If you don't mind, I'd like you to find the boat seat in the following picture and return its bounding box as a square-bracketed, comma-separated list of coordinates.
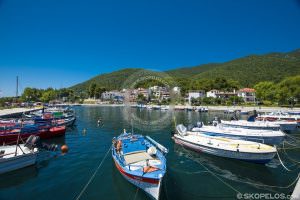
[124, 151, 154, 165]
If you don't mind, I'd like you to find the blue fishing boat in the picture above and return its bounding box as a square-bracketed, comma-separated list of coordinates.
[112, 130, 168, 200]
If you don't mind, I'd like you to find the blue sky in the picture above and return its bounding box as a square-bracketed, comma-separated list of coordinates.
[0, 0, 300, 97]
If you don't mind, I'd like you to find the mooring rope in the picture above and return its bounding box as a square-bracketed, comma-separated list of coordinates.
[282, 142, 300, 165]
[75, 145, 111, 200]
[276, 147, 292, 171]
[180, 145, 300, 190]
[180, 145, 242, 194]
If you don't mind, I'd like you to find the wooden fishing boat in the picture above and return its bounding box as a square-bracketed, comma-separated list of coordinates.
[0, 125, 66, 144]
[174, 124, 276, 164]
[112, 130, 168, 200]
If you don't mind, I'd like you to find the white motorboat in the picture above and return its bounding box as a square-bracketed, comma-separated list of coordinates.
[221, 119, 298, 132]
[0, 143, 38, 174]
[191, 121, 285, 145]
[174, 124, 276, 164]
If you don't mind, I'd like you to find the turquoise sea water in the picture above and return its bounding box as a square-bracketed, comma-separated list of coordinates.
[0, 106, 299, 200]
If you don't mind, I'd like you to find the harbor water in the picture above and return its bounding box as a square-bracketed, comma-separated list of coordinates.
[0, 106, 299, 200]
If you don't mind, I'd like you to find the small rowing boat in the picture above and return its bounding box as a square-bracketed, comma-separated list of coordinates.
[174, 124, 276, 164]
[112, 130, 167, 200]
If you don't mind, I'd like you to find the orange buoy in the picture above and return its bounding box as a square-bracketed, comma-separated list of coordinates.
[61, 144, 69, 154]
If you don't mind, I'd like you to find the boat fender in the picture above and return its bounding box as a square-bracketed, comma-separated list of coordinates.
[116, 140, 122, 153]
[112, 138, 117, 148]
[147, 146, 157, 156]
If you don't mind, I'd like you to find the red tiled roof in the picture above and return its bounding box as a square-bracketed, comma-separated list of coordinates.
[239, 88, 255, 92]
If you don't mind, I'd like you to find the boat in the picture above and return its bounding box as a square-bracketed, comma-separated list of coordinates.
[186, 106, 195, 111]
[1, 135, 59, 174]
[221, 119, 297, 132]
[152, 105, 161, 110]
[174, 124, 276, 164]
[160, 106, 169, 111]
[0, 125, 66, 144]
[256, 112, 300, 127]
[112, 130, 167, 200]
[0, 136, 39, 174]
[197, 107, 208, 112]
[191, 121, 285, 145]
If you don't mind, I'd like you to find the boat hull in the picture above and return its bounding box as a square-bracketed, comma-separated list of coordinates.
[199, 131, 284, 145]
[0, 126, 66, 144]
[113, 158, 161, 200]
[0, 151, 37, 174]
[173, 137, 275, 164]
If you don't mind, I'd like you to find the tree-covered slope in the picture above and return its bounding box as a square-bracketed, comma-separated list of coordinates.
[192, 50, 300, 87]
[70, 49, 300, 92]
[70, 68, 144, 92]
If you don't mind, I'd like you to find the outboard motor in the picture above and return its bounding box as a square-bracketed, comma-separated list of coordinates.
[24, 135, 58, 151]
[231, 110, 239, 120]
[25, 135, 41, 150]
[176, 124, 188, 136]
[196, 121, 203, 128]
[212, 117, 220, 126]
[247, 110, 258, 122]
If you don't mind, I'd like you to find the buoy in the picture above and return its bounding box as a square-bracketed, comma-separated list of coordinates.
[61, 144, 69, 154]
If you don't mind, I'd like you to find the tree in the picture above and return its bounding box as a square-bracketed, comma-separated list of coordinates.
[88, 83, 97, 98]
[40, 89, 57, 103]
[21, 87, 42, 102]
[254, 81, 277, 102]
[137, 94, 147, 104]
[95, 86, 106, 99]
[276, 76, 300, 105]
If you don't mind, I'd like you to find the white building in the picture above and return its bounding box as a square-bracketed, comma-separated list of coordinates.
[101, 91, 123, 101]
[188, 90, 206, 105]
[237, 88, 256, 102]
[206, 89, 219, 98]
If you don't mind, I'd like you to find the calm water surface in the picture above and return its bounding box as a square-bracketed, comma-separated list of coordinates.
[1, 106, 299, 200]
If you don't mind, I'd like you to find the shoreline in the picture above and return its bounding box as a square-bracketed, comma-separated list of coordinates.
[80, 104, 300, 112]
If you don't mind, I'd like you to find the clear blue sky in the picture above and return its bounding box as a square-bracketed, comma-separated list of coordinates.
[0, 0, 300, 97]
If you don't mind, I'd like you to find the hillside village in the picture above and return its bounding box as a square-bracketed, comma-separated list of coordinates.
[84, 86, 256, 106]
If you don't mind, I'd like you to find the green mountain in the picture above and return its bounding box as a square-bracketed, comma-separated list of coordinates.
[71, 68, 143, 92]
[71, 49, 300, 92]
[191, 50, 300, 87]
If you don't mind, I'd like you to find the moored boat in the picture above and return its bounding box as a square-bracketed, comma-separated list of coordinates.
[0, 136, 39, 174]
[112, 130, 167, 200]
[191, 122, 285, 145]
[221, 119, 298, 132]
[174, 124, 276, 164]
[256, 112, 300, 127]
[0, 125, 66, 144]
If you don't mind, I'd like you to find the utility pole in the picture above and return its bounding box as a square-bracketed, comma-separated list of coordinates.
[16, 76, 19, 97]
